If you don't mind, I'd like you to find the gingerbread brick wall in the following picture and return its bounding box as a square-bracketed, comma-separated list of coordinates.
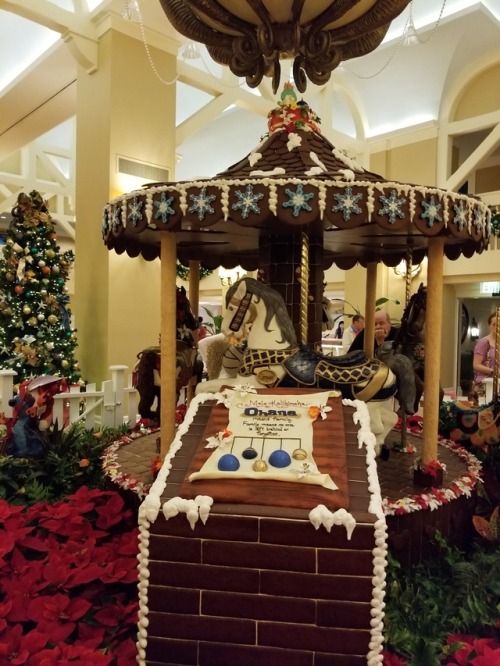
[145, 512, 377, 666]
[142, 397, 381, 665]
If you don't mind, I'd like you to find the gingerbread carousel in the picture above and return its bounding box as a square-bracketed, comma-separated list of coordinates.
[100, 3, 494, 663]
[101, 83, 493, 664]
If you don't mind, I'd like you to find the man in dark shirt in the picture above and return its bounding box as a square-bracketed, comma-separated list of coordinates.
[348, 310, 398, 353]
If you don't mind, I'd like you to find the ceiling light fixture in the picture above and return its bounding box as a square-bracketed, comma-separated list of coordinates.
[403, 11, 420, 46]
[180, 41, 201, 61]
[121, 0, 141, 22]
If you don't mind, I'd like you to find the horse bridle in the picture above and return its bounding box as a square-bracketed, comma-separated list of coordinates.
[229, 290, 254, 332]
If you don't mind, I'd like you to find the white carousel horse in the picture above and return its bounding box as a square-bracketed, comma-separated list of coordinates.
[198, 277, 406, 450]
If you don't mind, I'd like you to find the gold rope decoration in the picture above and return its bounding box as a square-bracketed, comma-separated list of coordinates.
[405, 247, 413, 305]
[300, 230, 309, 345]
[494, 307, 500, 402]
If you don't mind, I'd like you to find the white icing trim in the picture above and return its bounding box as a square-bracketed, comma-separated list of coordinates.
[343, 398, 386, 666]
[105, 177, 489, 244]
[287, 132, 302, 150]
[249, 167, 286, 176]
[248, 152, 262, 167]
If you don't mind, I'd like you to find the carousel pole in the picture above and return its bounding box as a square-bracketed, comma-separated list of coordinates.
[187, 260, 200, 403]
[493, 307, 500, 402]
[421, 236, 445, 465]
[399, 249, 414, 449]
[160, 232, 178, 458]
[300, 230, 309, 345]
[188, 260, 200, 319]
[364, 263, 378, 358]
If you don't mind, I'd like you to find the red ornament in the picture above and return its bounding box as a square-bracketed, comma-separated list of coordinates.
[14, 285, 24, 295]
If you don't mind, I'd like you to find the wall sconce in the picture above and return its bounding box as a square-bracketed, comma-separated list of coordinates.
[393, 259, 421, 280]
[470, 317, 479, 340]
[218, 266, 242, 286]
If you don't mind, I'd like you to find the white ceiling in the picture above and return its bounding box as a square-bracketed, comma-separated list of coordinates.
[1, 1, 500, 186]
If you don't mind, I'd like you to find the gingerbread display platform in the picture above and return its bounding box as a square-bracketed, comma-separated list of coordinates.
[135, 389, 387, 666]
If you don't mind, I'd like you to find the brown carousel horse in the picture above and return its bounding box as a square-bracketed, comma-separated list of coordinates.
[376, 283, 428, 414]
[134, 286, 203, 422]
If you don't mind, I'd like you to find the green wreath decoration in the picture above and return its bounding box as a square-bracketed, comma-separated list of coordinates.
[176, 260, 213, 281]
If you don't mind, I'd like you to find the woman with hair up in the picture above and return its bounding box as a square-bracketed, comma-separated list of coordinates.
[472, 312, 497, 402]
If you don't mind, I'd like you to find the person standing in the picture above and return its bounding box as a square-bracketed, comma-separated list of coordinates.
[342, 314, 365, 353]
[472, 312, 497, 401]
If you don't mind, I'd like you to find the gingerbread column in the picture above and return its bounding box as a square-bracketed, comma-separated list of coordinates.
[364, 263, 378, 358]
[259, 232, 324, 347]
[422, 236, 444, 464]
[160, 233, 177, 457]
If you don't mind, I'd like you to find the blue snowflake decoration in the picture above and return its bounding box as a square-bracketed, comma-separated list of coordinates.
[232, 184, 264, 219]
[111, 206, 122, 232]
[473, 207, 484, 234]
[421, 196, 442, 227]
[453, 201, 467, 231]
[189, 186, 216, 221]
[154, 192, 175, 224]
[333, 187, 363, 221]
[282, 183, 314, 217]
[127, 197, 143, 226]
[378, 190, 406, 224]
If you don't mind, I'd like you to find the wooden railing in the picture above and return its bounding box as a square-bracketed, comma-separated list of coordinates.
[0, 366, 140, 430]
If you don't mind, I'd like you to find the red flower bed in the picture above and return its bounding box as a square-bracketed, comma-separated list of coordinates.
[0, 487, 138, 665]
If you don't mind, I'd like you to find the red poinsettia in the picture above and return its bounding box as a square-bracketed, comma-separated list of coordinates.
[445, 634, 500, 665]
[413, 457, 446, 477]
[0, 488, 139, 664]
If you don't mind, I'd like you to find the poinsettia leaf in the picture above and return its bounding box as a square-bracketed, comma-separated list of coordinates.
[472, 515, 493, 541]
[489, 506, 500, 542]
[65, 563, 103, 588]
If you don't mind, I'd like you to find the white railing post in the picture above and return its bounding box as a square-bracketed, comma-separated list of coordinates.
[110, 365, 128, 427]
[101, 379, 116, 429]
[0, 370, 17, 418]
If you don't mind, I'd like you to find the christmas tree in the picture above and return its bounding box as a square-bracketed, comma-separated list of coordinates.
[0, 190, 81, 384]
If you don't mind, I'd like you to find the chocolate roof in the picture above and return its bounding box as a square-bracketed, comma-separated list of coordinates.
[103, 104, 491, 270]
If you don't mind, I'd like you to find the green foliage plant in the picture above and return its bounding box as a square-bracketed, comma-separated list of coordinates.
[0, 421, 129, 506]
[202, 306, 223, 335]
[384, 533, 500, 665]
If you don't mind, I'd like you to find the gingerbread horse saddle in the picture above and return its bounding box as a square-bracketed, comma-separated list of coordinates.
[239, 346, 396, 403]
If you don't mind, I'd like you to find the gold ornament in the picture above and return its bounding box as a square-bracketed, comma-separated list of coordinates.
[22, 305, 31, 315]
[61, 359, 69, 369]
[46, 249, 55, 259]
[292, 448, 308, 461]
[27, 317, 37, 326]
[252, 459, 268, 472]
[52, 265, 60, 274]
[47, 314, 58, 324]
[5, 272, 14, 281]
[256, 368, 278, 386]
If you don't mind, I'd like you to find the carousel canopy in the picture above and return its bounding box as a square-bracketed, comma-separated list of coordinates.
[102, 87, 491, 271]
[159, 0, 411, 93]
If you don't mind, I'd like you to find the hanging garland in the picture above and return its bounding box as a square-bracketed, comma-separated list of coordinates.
[176, 260, 213, 281]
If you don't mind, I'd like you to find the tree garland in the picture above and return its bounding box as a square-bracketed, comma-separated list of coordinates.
[176, 260, 213, 281]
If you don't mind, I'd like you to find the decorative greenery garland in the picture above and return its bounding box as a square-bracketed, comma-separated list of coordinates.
[176, 260, 213, 281]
